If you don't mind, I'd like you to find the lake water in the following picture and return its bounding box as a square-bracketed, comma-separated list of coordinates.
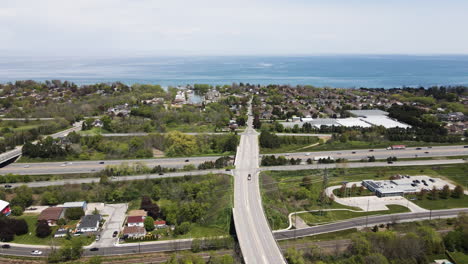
[1, 55, 468, 88]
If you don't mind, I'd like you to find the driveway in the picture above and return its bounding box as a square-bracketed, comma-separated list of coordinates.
[86, 203, 128, 248]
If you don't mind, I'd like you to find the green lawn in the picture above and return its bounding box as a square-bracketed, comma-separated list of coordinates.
[407, 195, 468, 210]
[278, 228, 358, 245]
[260, 136, 320, 154]
[449, 251, 468, 263]
[298, 205, 410, 225]
[301, 140, 466, 152]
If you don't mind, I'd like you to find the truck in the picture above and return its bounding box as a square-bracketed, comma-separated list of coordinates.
[386, 145, 406, 150]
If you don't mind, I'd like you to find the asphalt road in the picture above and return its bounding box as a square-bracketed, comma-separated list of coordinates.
[233, 104, 286, 264]
[267, 145, 468, 161]
[5, 169, 227, 188]
[2, 208, 466, 258]
[274, 208, 468, 240]
[0, 156, 224, 175]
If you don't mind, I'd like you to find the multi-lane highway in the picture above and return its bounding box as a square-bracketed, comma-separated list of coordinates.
[268, 145, 468, 161]
[233, 104, 286, 264]
[2, 145, 466, 175]
[0, 156, 223, 175]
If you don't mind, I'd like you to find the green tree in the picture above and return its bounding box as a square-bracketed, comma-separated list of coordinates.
[65, 207, 85, 220]
[165, 131, 198, 157]
[144, 216, 155, 232]
[11, 185, 33, 209]
[36, 220, 51, 238]
[11, 205, 24, 216]
[174, 222, 191, 235]
[285, 248, 305, 264]
[452, 185, 464, 198]
[41, 191, 59, 205]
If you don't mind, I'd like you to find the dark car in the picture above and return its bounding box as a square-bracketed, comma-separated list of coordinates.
[424, 151, 429, 154]
[1, 244, 10, 248]
[247, 174, 251, 181]
[90, 247, 99, 251]
[415, 147, 422, 150]
[112, 231, 118, 237]
[158, 172, 164, 175]
[225, 168, 231, 171]
[99, 161, 105, 164]
[369, 149, 374, 152]
[464, 146, 468, 148]
[351, 151, 356, 154]
[387, 161, 393, 164]
[429, 179, 435, 182]
[185, 159, 190, 162]
[4, 184, 12, 189]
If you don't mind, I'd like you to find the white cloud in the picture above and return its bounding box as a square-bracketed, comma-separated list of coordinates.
[0, 0, 467, 56]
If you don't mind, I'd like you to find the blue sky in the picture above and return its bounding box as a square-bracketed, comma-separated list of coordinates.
[0, 0, 467, 56]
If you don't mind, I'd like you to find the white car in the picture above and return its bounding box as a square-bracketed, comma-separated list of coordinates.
[305, 153, 310, 156]
[23, 165, 30, 168]
[31, 250, 42, 255]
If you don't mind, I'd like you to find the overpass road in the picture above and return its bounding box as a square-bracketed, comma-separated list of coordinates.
[233, 103, 286, 264]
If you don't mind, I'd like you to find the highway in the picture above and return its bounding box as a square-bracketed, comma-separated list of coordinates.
[1, 208, 466, 258]
[267, 145, 468, 161]
[233, 103, 286, 264]
[82, 132, 330, 138]
[5, 169, 227, 188]
[0, 156, 223, 175]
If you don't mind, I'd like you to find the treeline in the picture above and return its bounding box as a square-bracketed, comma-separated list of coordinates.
[198, 156, 233, 170]
[261, 155, 302, 166]
[0, 118, 69, 153]
[286, 213, 468, 264]
[259, 131, 318, 149]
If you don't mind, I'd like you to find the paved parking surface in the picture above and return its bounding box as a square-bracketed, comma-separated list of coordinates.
[86, 203, 127, 248]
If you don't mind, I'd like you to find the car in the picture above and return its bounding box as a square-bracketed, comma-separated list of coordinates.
[99, 161, 105, 164]
[429, 179, 435, 182]
[464, 146, 468, 148]
[23, 165, 30, 168]
[95, 235, 100, 241]
[285, 154, 290, 156]
[112, 231, 118, 237]
[424, 151, 429, 154]
[305, 153, 310, 156]
[1, 244, 10, 248]
[387, 161, 393, 164]
[31, 250, 42, 255]
[247, 174, 251, 181]
[415, 147, 422, 150]
[90, 247, 99, 251]
[158, 172, 164, 175]
[369, 149, 374, 152]
[4, 184, 12, 189]
[225, 168, 231, 171]
[27, 207, 37, 211]
[60, 164, 66, 167]
[351, 151, 356, 154]
[185, 159, 189, 162]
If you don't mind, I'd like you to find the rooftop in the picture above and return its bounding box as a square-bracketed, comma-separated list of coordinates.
[59, 201, 86, 208]
[0, 200, 9, 210]
[127, 216, 145, 223]
[38, 207, 63, 221]
[123, 226, 146, 235]
[78, 214, 101, 229]
[348, 109, 389, 116]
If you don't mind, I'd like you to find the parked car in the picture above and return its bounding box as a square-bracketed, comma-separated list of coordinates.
[225, 168, 231, 171]
[113, 231, 118, 237]
[1, 244, 10, 248]
[95, 235, 100, 241]
[4, 184, 12, 189]
[31, 250, 42, 255]
[429, 179, 435, 182]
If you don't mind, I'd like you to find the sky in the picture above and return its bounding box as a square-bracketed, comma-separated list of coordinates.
[1, 0, 468, 57]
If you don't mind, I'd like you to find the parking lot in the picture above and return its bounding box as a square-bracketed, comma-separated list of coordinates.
[86, 203, 128, 248]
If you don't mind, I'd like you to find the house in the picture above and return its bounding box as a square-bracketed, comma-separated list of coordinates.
[128, 210, 147, 217]
[59, 201, 87, 211]
[122, 226, 146, 238]
[154, 220, 167, 229]
[38, 207, 64, 226]
[54, 228, 69, 238]
[0, 200, 11, 216]
[76, 214, 102, 233]
[127, 216, 145, 227]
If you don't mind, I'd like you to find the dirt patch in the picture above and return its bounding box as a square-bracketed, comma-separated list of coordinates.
[152, 148, 165, 158]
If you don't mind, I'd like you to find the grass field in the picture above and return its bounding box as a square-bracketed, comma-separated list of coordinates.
[449, 251, 468, 263]
[260, 136, 320, 154]
[407, 195, 468, 210]
[301, 140, 466, 152]
[261, 163, 468, 229]
[298, 205, 410, 225]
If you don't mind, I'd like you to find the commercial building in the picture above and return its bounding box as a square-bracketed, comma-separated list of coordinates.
[362, 179, 418, 197]
[0, 200, 11, 216]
